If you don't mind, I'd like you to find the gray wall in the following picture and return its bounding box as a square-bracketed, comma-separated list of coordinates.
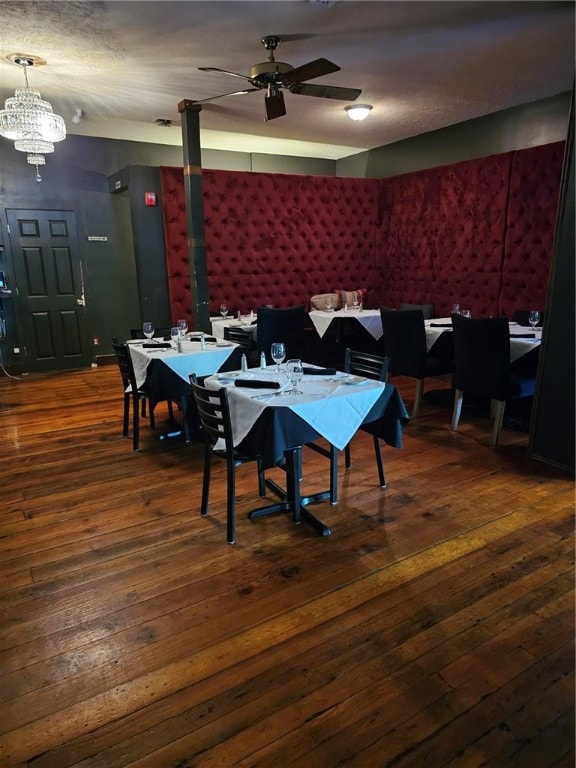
[337, 92, 572, 178]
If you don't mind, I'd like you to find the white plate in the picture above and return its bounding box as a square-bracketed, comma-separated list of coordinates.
[343, 375, 367, 385]
[216, 340, 233, 347]
[217, 371, 242, 379]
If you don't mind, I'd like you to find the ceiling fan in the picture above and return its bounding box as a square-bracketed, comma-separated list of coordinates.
[195, 36, 362, 120]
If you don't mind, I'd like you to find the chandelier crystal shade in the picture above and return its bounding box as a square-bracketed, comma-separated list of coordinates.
[0, 56, 66, 181]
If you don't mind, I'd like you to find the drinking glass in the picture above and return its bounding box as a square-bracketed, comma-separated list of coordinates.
[170, 326, 180, 346]
[286, 358, 304, 395]
[270, 341, 286, 372]
[142, 321, 155, 341]
[352, 291, 360, 310]
[219, 303, 228, 318]
[325, 295, 333, 312]
[460, 309, 471, 318]
[176, 319, 188, 337]
[528, 310, 541, 328]
[451, 304, 460, 315]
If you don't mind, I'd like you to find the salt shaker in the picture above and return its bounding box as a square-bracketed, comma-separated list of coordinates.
[260, 351, 266, 369]
[200, 334, 206, 350]
[241, 353, 248, 371]
[177, 337, 183, 353]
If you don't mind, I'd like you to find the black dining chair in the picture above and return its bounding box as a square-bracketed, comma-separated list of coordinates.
[111, 340, 174, 451]
[399, 302, 435, 320]
[343, 348, 391, 487]
[380, 307, 453, 417]
[256, 305, 310, 364]
[223, 325, 258, 366]
[189, 374, 267, 544]
[450, 313, 536, 445]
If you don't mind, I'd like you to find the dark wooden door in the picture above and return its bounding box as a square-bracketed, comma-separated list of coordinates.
[7, 209, 91, 372]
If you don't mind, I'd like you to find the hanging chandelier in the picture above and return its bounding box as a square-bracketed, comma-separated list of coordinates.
[0, 54, 66, 182]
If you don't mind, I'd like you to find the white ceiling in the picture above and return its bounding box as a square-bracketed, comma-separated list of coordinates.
[0, 1, 574, 160]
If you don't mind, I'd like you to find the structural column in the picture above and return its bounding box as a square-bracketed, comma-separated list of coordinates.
[178, 99, 210, 332]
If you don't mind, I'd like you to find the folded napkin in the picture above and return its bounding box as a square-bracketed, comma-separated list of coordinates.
[143, 342, 171, 349]
[429, 322, 453, 328]
[235, 379, 281, 389]
[510, 332, 536, 338]
[302, 367, 336, 375]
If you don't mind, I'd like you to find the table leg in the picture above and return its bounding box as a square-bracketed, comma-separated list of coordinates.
[248, 446, 332, 535]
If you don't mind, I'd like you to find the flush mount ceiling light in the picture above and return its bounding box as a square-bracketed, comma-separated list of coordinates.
[0, 54, 66, 181]
[344, 104, 373, 121]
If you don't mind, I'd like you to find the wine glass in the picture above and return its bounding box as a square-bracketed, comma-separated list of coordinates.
[176, 319, 188, 338]
[286, 358, 304, 395]
[219, 303, 228, 318]
[270, 341, 286, 372]
[352, 291, 360, 310]
[460, 309, 471, 318]
[451, 304, 461, 315]
[528, 310, 541, 328]
[142, 321, 154, 342]
[170, 326, 180, 347]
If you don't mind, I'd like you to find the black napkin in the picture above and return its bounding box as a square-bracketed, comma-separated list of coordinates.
[429, 322, 453, 328]
[189, 334, 217, 342]
[302, 367, 336, 375]
[235, 379, 281, 389]
[510, 332, 536, 338]
[143, 342, 171, 349]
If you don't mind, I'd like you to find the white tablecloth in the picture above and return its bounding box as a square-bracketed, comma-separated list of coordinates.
[128, 339, 238, 388]
[424, 318, 542, 362]
[205, 367, 385, 450]
[308, 309, 383, 340]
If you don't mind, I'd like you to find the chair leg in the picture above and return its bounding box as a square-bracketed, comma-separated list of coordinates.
[329, 444, 338, 504]
[167, 399, 175, 423]
[373, 435, 386, 488]
[225, 455, 236, 544]
[148, 400, 156, 430]
[491, 399, 506, 446]
[451, 389, 464, 431]
[122, 393, 130, 437]
[200, 443, 212, 516]
[412, 379, 424, 417]
[131, 393, 140, 451]
[344, 443, 351, 469]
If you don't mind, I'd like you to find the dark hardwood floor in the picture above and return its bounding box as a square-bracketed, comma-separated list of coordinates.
[0, 365, 573, 768]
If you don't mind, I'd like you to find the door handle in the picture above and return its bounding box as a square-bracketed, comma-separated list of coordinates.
[76, 296, 85, 306]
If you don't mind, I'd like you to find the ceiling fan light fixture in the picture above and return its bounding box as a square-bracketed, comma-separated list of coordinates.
[345, 104, 372, 121]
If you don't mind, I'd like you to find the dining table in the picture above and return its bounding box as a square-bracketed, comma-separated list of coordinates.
[128, 336, 244, 441]
[204, 364, 409, 535]
[210, 316, 258, 340]
[309, 308, 383, 341]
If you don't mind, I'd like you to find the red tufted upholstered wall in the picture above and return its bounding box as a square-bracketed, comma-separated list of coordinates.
[160, 141, 563, 324]
[500, 142, 565, 317]
[160, 167, 379, 324]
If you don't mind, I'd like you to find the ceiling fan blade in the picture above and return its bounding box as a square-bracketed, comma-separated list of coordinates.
[265, 91, 286, 120]
[289, 83, 362, 101]
[199, 67, 253, 83]
[194, 88, 260, 104]
[282, 58, 340, 85]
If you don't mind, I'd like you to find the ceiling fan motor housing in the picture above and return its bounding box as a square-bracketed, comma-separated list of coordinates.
[249, 60, 293, 87]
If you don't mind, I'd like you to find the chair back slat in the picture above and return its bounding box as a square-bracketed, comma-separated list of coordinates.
[345, 348, 390, 381]
[190, 375, 233, 449]
[451, 314, 511, 401]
